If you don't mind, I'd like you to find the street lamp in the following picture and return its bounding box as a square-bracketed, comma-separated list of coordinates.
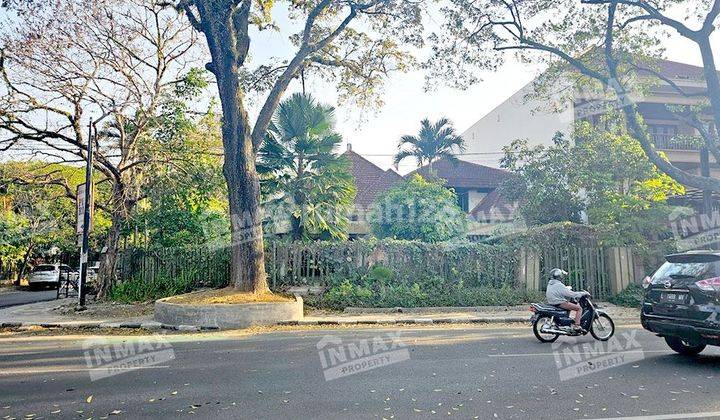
[77, 115, 108, 308]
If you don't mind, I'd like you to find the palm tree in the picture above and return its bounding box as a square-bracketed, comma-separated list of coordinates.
[258, 93, 356, 240]
[393, 118, 466, 171]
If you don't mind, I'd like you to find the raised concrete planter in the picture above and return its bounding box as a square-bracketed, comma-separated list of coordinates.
[154, 294, 303, 330]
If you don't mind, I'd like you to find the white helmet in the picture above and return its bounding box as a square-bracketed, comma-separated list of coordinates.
[550, 268, 568, 281]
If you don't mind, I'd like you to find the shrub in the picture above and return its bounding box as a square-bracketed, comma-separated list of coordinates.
[108, 271, 197, 303]
[311, 267, 544, 310]
[369, 175, 468, 242]
[609, 282, 645, 308]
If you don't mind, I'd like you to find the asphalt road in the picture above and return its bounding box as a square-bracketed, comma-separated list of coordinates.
[1, 325, 719, 419]
[0, 288, 58, 308]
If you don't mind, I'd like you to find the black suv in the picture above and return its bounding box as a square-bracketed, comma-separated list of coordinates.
[641, 251, 720, 355]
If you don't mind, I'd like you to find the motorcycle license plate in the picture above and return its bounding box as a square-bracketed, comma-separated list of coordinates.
[530, 314, 538, 324]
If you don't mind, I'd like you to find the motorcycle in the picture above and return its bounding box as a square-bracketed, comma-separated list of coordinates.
[529, 293, 615, 343]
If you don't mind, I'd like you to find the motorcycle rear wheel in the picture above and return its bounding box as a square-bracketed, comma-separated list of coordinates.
[533, 316, 559, 343]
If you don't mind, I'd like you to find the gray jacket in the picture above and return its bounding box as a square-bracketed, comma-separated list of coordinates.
[546, 279, 587, 305]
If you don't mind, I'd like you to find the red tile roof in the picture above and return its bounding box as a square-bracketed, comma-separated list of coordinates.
[408, 157, 511, 189]
[342, 150, 404, 208]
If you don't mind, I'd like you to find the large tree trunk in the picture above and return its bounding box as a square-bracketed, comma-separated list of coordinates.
[15, 242, 33, 286]
[97, 183, 131, 299]
[96, 218, 122, 298]
[206, 25, 269, 293]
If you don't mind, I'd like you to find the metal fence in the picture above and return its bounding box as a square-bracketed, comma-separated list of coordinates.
[537, 246, 611, 299]
[116, 242, 618, 298]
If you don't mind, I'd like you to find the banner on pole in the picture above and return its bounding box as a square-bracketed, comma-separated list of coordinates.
[76, 183, 95, 242]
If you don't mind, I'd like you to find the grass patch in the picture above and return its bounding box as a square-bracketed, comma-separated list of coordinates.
[165, 287, 295, 304]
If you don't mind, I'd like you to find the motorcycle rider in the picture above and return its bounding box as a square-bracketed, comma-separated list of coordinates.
[546, 268, 589, 330]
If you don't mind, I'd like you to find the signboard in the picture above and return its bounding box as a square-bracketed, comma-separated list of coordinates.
[76, 183, 95, 239]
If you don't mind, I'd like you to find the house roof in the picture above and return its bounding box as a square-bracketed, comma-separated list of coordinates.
[646, 59, 709, 81]
[470, 189, 517, 222]
[342, 149, 404, 208]
[408, 157, 511, 189]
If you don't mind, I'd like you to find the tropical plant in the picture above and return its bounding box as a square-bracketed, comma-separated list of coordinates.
[369, 175, 468, 242]
[500, 122, 684, 244]
[258, 93, 356, 240]
[393, 118, 465, 170]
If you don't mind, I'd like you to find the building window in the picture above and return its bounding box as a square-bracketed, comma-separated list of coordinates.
[648, 124, 679, 149]
[458, 192, 469, 212]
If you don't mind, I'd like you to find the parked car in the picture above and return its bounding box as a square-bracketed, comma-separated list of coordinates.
[27, 264, 73, 289]
[641, 250, 720, 355]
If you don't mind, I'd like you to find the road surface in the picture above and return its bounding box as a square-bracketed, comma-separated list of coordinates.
[0, 324, 719, 419]
[0, 288, 57, 309]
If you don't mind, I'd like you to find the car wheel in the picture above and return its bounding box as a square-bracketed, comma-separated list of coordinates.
[664, 336, 706, 356]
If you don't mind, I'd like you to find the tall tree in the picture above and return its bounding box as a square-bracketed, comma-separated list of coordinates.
[0, 0, 203, 296]
[131, 109, 229, 250]
[393, 118, 465, 170]
[0, 162, 101, 284]
[258, 93, 355, 241]
[500, 122, 684, 243]
[160, 0, 423, 292]
[432, 0, 720, 192]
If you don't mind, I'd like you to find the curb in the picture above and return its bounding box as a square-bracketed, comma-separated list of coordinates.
[1, 317, 640, 332]
[0, 321, 219, 331]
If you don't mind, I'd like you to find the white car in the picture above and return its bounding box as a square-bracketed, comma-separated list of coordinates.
[27, 264, 72, 289]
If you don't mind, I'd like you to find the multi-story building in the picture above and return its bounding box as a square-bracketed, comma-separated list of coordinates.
[461, 59, 719, 187]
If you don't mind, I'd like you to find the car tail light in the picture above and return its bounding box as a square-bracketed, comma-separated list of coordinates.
[642, 276, 652, 289]
[695, 277, 720, 291]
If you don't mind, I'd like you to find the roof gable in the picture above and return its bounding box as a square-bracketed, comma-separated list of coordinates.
[342, 150, 404, 208]
[409, 157, 511, 189]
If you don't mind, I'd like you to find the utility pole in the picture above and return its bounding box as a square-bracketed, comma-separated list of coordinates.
[700, 147, 712, 215]
[78, 120, 94, 308]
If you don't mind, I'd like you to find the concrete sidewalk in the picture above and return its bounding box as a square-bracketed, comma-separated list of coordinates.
[0, 298, 640, 330]
[0, 298, 157, 329]
[296, 302, 639, 325]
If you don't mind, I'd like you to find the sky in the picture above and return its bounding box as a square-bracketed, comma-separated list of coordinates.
[240, 3, 719, 174]
[1, 2, 717, 173]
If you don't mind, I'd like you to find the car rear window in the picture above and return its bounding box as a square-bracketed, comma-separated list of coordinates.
[32, 265, 56, 272]
[652, 261, 719, 281]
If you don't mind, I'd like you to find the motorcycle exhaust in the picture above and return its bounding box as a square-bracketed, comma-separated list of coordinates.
[540, 326, 571, 335]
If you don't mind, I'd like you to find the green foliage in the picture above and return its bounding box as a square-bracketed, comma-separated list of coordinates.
[258, 93, 356, 240]
[500, 123, 683, 245]
[369, 175, 468, 242]
[108, 272, 197, 303]
[109, 246, 230, 302]
[314, 267, 544, 310]
[130, 109, 229, 249]
[394, 118, 465, 167]
[112, 239, 520, 302]
[500, 133, 584, 225]
[0, 161, 112, 278]
[609, 283, 645, 308]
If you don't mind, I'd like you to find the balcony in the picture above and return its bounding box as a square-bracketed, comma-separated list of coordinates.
[651, 133, 702, 151]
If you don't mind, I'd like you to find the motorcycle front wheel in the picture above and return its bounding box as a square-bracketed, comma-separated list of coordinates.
[590, 313, 615, 341]
[533, 316, 559, 343]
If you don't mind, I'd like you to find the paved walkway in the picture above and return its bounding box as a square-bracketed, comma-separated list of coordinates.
[0, 298, 640, 330]
[0, 298, 153, 328]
